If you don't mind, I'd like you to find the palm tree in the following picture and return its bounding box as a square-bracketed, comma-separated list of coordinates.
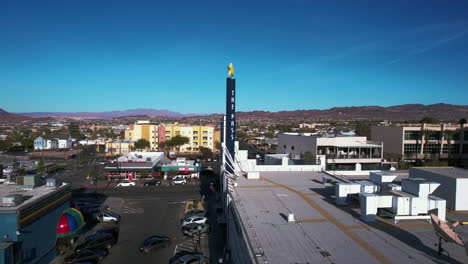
[422, 129, 435, 161]
[444, 130, 456, 165]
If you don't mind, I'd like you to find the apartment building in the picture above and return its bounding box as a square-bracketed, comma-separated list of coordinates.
[124, 121, 216, 153]
[124, 120, 160, 151]
[163, 125, 215, 152]
[371, 123, 468, 161]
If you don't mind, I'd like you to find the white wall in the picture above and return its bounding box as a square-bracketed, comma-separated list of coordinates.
[409, 168, 457, 210]
[455, 178, 468, 210]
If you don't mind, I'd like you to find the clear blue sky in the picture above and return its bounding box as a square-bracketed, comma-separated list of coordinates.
[1, 0, 467, 114]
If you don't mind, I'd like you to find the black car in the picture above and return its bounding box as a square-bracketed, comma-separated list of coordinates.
[64, 248, 108, 264]
[139, 235, 171, 253]
[144, 180, 161, 186]
[184, 209, 206, 219]
[75, 233, 115, 252]
[169, 251, 207, 264]
[93, 227, 119, 240]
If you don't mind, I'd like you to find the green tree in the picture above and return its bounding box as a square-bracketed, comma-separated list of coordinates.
[444, 130, 456, 165]
[134, 139, 151, 151]
[302, 151, 316, 165]
[420, 117, 440, 124]
[166, 135, 190, 151]
[199, 146, 213, 160]
[37, 159, 45, 174]
[68, 122, 82, 139]
[459, 118, 467, 126]
[158, 141, 166, 151]
[0, 140, 12, 151]
[265, 131, 275, 138]
[214, 141, 221, 152]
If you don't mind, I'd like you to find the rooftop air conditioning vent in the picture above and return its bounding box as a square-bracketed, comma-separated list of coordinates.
[1, 194, 23, 207]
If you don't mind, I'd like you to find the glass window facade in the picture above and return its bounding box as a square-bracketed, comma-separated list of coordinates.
[423, 143, 440, 154]
[404, 131, 420, 140]
[404, 144, 421, 154]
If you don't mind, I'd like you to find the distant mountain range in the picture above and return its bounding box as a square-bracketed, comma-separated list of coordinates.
[197, 103, 468, 121]
[17, 109, 200, 119]
[1, 103, 467, 122]
[0, 108, 32, 121]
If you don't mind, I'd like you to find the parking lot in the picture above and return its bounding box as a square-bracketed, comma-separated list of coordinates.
[66, 179, 219, 264]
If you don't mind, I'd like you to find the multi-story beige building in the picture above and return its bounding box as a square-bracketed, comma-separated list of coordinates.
[125, 121, 160, 151]
[371, 123, 468, 161]
[105, 140, 135, 155]
[163, 125, 215, 152]
[124, 121, 216, 153]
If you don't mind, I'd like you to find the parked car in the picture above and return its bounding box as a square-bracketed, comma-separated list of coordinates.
[75, 233, 116, 252]
[184, 209, 205, 219]
[64, 248, 108, 264]
[93, 227, 119, 240]
[181, 216, 208, 227]
[169, 251, 207, 264]
[144, 180, 161, 186]
[139, 235, 171, 253]
[116, 180, 136, 187]
[171, 178, 187, 185]
[182, 223, 210, 237]
[94, 211, 121, 223]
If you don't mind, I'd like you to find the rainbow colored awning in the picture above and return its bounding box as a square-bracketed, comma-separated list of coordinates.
[57, 208, 85, 237]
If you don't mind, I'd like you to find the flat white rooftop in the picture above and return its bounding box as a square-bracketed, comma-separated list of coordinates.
[231, 171, 468, 264]
[412, 167, 468, 179]
[0, 183, 69, 211]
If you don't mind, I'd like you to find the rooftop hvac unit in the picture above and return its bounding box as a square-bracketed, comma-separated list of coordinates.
[1, 194, 23, 206]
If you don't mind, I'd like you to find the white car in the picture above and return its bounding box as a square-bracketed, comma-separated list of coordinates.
[95, 211, 121, 223]
[116, 180, 136, 187]
[181, 216, 208, 227]
[171, 178, 187, 185]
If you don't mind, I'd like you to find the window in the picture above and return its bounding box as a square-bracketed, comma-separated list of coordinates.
[193, 142, 198, 145]
[193, 131, 198, 135]
[404, 144, 421, 154]
[404, 131, 420, 140]
[423, 143, 440, 154]
[203, 136, 208, 140]
[291, 146, 294, 150]
[193, 136, 198, 140]
[283, 145, 286, 148]
[165, 131, 170, 134]
[193, 148, 199, 151]
[166, 136, 170, 140]
[464, 144, 468, 154]
[203, 142, 208, 146]
[203, 131, 208, 134]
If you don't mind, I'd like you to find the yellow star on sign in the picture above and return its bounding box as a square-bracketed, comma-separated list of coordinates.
[227, 62, 234, 77]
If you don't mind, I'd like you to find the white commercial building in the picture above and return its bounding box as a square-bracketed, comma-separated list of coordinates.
[409, 167, 468, 210]
[277, 133, 383, 171]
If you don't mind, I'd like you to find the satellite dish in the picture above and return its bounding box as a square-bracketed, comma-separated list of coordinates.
[430, 213, 467, 256]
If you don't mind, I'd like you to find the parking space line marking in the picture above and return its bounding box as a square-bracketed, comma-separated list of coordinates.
[261, 177, 392, 264]
[237, 185, 280, 188]
[295, 218, 328, 223]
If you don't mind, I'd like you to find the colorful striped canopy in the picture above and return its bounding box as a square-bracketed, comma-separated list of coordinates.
[57, 208, 85, 237]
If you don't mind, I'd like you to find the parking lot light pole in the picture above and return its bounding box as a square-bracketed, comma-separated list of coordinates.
[197, 225, 202, 251]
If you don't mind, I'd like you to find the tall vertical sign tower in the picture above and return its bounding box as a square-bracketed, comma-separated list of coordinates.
[225, 63, 236, 174]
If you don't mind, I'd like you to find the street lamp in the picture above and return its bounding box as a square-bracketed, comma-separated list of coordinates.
[197, 225, 202, 251]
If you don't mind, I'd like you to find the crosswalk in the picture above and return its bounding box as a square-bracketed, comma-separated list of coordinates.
[174, 239, 196, 254]
[122, 204, 144, 214]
